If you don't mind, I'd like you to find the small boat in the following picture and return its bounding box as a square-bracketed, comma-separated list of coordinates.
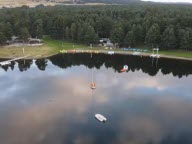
[90, 83, 96, 89]
[95, 114, 107, 122]
[132, 52, 141, 55]
[120, 65, 128, 72]
[156, 54, 160, 58]
[150, 54, 156, 57]
[150, 54, 160, 58]
[67, 50, 76, 53]
[108, 51, 114, 55]
[120, 69, 126, 72]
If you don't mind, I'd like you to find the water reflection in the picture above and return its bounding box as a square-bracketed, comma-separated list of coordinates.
[35, 59, 48, 71]
[1, 53, 192, 77]
[0, 54, 192, 144]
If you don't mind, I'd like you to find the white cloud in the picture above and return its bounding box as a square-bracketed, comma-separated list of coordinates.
[142, 0, 192, 3]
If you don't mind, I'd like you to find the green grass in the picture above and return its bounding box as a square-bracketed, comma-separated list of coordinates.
[0, 45, 57, 59]
[0, 38, 91, 59]
[136, 45, 192, 58]
[0, 38, 192, 59]
[44, 37, 90, 50]
[159, 50, 192, 58]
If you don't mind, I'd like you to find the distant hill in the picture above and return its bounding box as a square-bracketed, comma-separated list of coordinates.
[1, 0, 192, 7]
[0, 0, 68, 7]
[0, 0, 140, 7]
[82, 0, 140, 4]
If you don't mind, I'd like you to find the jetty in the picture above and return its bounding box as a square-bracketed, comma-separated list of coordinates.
[0, 55, 29, 66]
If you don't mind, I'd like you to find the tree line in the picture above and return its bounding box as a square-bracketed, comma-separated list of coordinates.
[0, 4, 192, 50]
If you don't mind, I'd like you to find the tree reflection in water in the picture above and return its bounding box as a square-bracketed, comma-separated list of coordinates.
[0, 54, 192, 78]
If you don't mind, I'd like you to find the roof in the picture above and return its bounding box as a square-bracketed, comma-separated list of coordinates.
[28, 38, 41, 42]
[106, 42, 113, 47]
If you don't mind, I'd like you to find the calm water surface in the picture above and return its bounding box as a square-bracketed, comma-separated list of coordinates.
[0, 54, 192, 144]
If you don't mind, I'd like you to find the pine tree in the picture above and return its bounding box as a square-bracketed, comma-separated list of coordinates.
[136, 24, 144, 43]
[161, 27, 176, 50]
[77, 23, 85, 42]
[111, 23, 125, 46]
[188, 29, 192, 51]
[4, 23, 13, 40]
[145, 23, 161, 48]
[19, 27, 30, 42]
[70, 23, 77, 41]
[45, 19, 53, 35]
[0, 32, 7, 45]
[179, 29, 190, 50]
[84, 26, 98, 44]
[184, 28, 192, 51]
[33, 19, 43, 38]
[124, 31, 136, 47]
[54, 16, 65, 39]
[65, 27, 70, 40]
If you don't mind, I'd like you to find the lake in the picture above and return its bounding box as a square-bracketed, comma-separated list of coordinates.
[0, 54, 192, 144]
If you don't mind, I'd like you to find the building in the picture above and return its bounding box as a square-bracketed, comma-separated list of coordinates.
[99, 38, 114, 48]
[6, 36, 23, 44]
[105, 42, 113, 48]
[6, 36, 42, 45]
[99, 38, 110, 43]
[28, 38, 41, 44]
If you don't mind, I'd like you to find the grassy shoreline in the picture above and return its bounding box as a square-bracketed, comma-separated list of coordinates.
[0, 38, 192, 61]
[0, 38, 91, 59]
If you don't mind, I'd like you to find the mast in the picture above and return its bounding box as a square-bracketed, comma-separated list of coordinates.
[92, 68, 93, 83]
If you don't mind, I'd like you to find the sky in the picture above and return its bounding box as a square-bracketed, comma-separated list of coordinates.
[142, 0, 192, 3]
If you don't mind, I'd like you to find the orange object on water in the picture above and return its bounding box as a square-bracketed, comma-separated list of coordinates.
[120, 68, 126, 72]
[90, 83, 96, 89]
[120, 65, 128, 73]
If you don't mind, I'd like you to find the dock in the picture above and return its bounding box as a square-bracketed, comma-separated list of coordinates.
[0, 55, 29, 66]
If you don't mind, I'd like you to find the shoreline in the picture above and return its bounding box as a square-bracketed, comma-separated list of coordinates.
[1, 38, 191, 61]
[0, 53, 58, 60]
[83, 50, 192, 61]
[1, 50, 192, 61]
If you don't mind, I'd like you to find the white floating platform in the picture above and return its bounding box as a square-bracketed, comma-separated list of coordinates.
[150, 54, 160, 58]
[132, 52, 141, 55]
[150, 54, 156, 57]
[95, 114, 107, 123]
[156, 54, 160, 58]
[107, 51, 114, 55]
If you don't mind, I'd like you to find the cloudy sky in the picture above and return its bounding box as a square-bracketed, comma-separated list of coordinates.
[142, 0, 192, 3]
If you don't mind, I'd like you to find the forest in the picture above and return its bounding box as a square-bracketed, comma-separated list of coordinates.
[0, 3, 192, 50]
